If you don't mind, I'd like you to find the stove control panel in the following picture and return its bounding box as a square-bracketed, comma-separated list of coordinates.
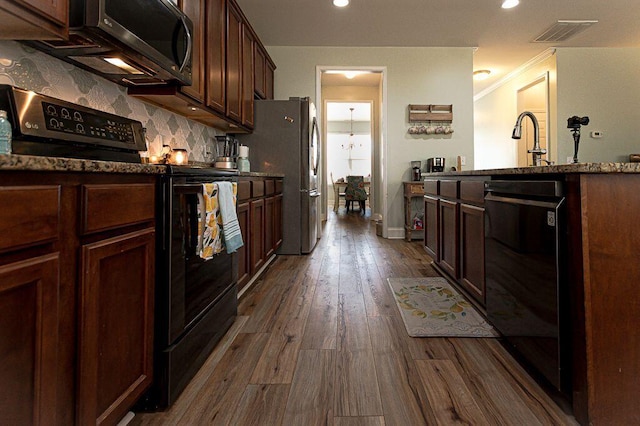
[0, 85, 147, 155]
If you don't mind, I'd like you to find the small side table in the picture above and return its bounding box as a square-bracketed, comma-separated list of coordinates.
[403, 181, 425, 241]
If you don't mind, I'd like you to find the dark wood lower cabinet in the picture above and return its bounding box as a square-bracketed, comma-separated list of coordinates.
[459, 203, 485, 304]
[237, 177, 282, 295]
[425, 178, 486, 306]
[0, 172, 156, 426]
[438, 198, 459, 278]
[236, 201, 250, 289]
[250, 198, 265, 274]
[78, 229, 155, 426]
[423, 195, 438, 260]
[0, 253, 60, 426]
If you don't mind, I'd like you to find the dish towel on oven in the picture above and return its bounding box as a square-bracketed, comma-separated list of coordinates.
[198, 183, 224, 259]
[217, 181, 244, 253]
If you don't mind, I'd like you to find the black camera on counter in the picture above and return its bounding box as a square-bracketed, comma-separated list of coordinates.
[567, 115, 590, 129]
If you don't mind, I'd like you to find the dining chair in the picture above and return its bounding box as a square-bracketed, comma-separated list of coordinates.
[344, 175, 368, 213]
[330, 172, 346, 211]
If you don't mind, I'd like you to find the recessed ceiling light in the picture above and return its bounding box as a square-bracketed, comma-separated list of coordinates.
[333, 0, 349, 7]
[473, 70, 491, 80]
[501, 0, 519, 9]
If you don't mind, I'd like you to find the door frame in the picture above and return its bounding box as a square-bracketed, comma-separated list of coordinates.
[315, 66, 388, 234]
[516, 72, 550, 166]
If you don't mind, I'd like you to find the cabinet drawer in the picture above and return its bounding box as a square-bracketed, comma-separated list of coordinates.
[439, 180, 459, 199]
[424, 179, 438, 195]
[0, 185, 60, 252]
[237, 180, 251, 201]
[81, 184, 155, 235]
[459, 181, 485, 204]
[251, 179, 265, 198]
[275, 179, 283, 194]
[406, 182, 425, 195]
[265, 179, 275, 196]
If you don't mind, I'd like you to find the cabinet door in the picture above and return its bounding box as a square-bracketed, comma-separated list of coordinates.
[459, 204, 485, 305]
[265, 60, 275, 100]
[249, 198, 265, 274]
[225, 0, 242, 122]
[0, 0, 68, 39]
[237, 201, 250, 292]
[0, 253, 60, 426]
[77, 229, 155, 426]
[207, 0, 226, 113]
[265, 195, 275, 258]
[274, 193, 283, 250]
[253, 44, 266, 99]
[241, 24, 255, 128]
[424, 195, 438, 260]
[179, 0, 205, 103]
[438, 199, 459, 278]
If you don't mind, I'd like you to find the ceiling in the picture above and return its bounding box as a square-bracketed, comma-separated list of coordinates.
[235, 0, 640, 94]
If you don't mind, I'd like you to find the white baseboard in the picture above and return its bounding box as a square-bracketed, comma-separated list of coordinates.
[386, 227, 405, 239]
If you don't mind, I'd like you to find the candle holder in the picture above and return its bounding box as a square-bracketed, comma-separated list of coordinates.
[167, 148, 188, 165]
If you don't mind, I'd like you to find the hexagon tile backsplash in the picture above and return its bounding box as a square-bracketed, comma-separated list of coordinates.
[0, 41, 223, 162]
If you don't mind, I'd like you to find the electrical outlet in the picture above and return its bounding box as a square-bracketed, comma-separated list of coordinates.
[590, 130, 603, 138]
[460, 156, 466, 166]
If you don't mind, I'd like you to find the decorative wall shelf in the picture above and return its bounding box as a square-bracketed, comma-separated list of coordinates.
[408, 104, 453, 123]
[408, 104, 454, 135]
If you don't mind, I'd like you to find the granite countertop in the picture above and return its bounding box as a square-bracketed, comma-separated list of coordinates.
[239, 171, 285, 178]
[0, 154, 166, 174]
[0, 154, 288, 177]
[423, 162, 640, 177]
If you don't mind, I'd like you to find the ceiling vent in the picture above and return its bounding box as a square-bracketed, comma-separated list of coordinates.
[533, 20, 598, 43]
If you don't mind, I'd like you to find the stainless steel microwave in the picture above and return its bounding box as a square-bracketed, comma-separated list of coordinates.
[31, 0, 193, 86]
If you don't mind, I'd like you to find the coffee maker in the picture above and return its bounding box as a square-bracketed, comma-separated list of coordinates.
[426, 157, 445, 172]
[411, 161, 422, 181]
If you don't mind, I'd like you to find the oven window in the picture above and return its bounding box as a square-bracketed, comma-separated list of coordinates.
[169, 188, 234, 342]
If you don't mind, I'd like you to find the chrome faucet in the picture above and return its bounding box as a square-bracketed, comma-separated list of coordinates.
[511, 111, 547, 167]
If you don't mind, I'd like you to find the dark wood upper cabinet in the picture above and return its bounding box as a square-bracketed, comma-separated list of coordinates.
[265, 58, 275, 100]
[207, 0, 226, 114]
[0, 0, 68, 40]
[254, 44, 266, 99]
[179, 0, 205, 103]
[225, 0, 242, 123]
[129, 0, 273, 131]
[241, 24, 255, 128]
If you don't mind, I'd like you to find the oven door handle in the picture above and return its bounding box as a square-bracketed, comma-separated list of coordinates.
[175, 183, 204, 194]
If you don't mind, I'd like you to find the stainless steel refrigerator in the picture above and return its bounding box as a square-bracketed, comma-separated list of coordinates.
[237, 97, 320, 254]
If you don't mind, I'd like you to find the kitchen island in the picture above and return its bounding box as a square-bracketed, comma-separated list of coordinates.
[424, 163, 640, 426]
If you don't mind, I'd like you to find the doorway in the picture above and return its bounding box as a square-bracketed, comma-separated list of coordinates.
[516, 73, 549, 167]
[316, 67, 385, 225]
[326, 101, 372, 212]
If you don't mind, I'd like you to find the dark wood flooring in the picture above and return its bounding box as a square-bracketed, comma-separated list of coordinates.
[133, 210, 577, 425]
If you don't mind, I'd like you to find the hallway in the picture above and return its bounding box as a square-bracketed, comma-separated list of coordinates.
[134, 212, 576, 425]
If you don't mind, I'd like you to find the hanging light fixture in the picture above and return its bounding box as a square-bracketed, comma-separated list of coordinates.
[342, 107, 356, 151]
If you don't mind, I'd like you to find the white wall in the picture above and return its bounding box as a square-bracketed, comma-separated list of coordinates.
[475, 47, 640, 167]
[556, 48, 640, 163]
[474, 53, 557, 169]
[267, 46, 474, 237]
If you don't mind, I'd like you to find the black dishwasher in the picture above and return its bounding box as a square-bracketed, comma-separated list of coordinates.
[485, 180, 569, 394]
